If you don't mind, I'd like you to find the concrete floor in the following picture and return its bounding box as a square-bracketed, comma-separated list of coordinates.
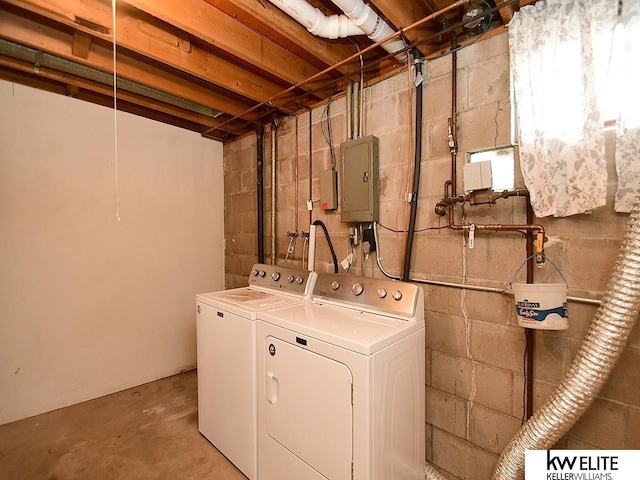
[0, 370, 247, 479]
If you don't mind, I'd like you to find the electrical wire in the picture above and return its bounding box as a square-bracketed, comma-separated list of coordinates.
[378, 222, 449, 233]
[373, 222, 401, 280]
[320, 92, 338, 169]
[415, 0, 494, 63]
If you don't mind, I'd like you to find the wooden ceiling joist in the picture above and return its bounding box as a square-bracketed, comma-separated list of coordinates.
[202, 0, 361, 73]
[0, 0, 532, 140]
[0, 5, 262, 121]
[3, 0, 298, 104]
[0, 54, 241, 133]
[123, 0, 338, 85]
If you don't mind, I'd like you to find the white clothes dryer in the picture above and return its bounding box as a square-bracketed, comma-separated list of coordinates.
[256, 273, 425, 480]
[196, 263, 316, 480]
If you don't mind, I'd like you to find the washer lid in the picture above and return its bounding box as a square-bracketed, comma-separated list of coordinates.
[197, 288, 306, 318]
[258, 301, 424, 355]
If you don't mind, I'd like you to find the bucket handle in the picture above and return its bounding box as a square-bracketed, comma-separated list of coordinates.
[508, 255, 568, 289]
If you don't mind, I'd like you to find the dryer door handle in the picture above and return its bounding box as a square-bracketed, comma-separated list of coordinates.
[268, 371, 279, 405]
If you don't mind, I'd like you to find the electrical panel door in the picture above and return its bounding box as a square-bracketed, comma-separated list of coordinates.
[340, 135, 379, 223]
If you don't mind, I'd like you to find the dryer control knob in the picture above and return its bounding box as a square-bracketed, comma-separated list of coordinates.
[252, 269, 259, 276]
[392, 290, 403, 301]
[377, 288, 387, 298]
[287, 274, 295, 283]
[259, 270, 266, 277]
[331, 281, 341, 291]
[352, 283, 364, 296]
[295, 275, 304, 284]
[271, 272, 281, 281]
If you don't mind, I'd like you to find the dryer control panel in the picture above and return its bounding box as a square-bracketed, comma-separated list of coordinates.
[248, 263, 316, 298]
[313, 273, 423, 320]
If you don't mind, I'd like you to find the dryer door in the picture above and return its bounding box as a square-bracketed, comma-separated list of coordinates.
[265, 336, 353, 480]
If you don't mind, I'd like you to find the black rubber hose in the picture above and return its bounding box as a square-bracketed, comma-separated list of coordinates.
[312, 220, 339, 273]
[402, 51, 424, 281]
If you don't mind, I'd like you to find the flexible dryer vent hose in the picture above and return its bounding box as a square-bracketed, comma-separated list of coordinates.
[426, 196, 640, 480]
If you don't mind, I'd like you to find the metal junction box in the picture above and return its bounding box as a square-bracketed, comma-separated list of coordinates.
[340, 135, 379, 223]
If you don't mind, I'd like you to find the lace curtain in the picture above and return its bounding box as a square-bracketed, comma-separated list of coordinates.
[614, 1, 640, 212]
[508, 0, 618, 217]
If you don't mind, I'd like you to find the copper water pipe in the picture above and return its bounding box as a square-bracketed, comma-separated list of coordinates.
[295, 114, 299, 229]
[439, 188, 530, 207]
[441, 39, 545, 252]
[308, 107, 313, 228]
[448, 219, 546, 238]
[445, 198, 546, 258]
[450, 46, 458, 197]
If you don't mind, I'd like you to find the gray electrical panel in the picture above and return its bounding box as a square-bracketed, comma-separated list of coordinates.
[340, 135, 379, 223]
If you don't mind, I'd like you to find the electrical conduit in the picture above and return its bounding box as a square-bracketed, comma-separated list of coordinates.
[256, 124, 265, 264]
[271, 123, 278, 265]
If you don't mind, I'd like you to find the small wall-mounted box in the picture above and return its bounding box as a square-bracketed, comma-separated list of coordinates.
[462, 160, 493, 192]
[340, 135, 379, 223]
[320, 170, 338, 210]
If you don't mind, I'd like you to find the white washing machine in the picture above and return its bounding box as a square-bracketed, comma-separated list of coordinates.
[196, 263, 317, 480]
[256, 273, 425, 480]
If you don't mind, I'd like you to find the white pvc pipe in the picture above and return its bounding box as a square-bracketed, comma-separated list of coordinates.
[307, 224, 317, 271]
[315, 14, 364, 39]
[267, 0, 406, 61]
[268, 0, 364, 39]
[331, 0, 406, 60]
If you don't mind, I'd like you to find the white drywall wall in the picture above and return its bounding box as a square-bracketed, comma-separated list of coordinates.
[0, 80, 224, 424]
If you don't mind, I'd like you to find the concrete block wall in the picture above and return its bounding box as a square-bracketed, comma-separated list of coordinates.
[223, 132, 258, 288]
[223, 31, 640, 478]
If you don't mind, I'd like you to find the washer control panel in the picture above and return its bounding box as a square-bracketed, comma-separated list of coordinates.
[313, 273, 421, 319]
[248, 263, 316, 297]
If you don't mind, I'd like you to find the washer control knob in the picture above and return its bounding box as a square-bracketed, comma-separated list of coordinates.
[295, 275, 304, 285]
[392, 290, 403, 301]
[352, 283, 364, 296]
[252, 269, 259, 276]
[259, 270, 266, 277]
[331, 280, 341, 291]
[377, 288, 387, 298]
[271, 272, 281, 281]
[287, 274, 295, 283]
